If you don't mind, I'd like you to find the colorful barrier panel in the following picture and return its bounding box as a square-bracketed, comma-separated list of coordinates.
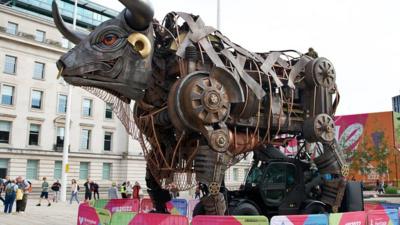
[110, 212, 136, 225]
[96, 208, 112, 225]
[192, 215, 269, 225]
[77, 203, 101, 225]
[140, 198, 154, 213]
[367, 209, 399, 225]
[188, 199, 200, 220]
[93, 199, 109, 209]
[105, 199, 140, 214]
[365, 202, 400, 211]
[270, 214, 328, 225]
[128, 213, 189, 225]
[166, 199, 188, 216]
[329, 211, 367, 225]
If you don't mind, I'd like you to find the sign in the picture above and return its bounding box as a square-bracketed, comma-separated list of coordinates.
[128, 213, 188, 225]
[105, 199, 140, 214]
[166, 199, 188, 216]
[192, 215, 268, 225]
[65, 163, 70, 173]
[367, 209, 399, 225]
[329, 211, 367, 225]
[77, 203, 101, 225]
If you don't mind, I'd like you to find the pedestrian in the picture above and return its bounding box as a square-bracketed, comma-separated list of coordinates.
[375, 179, 380, 193]
[92, 181, 100, 200]
[70, 179, 79, 204]
[84, 179, 92, 202]
[379, 180, 385, 194]
[36, 177, 51, 206]
[0, 176, 6, 204]
[126, 181, 133, 198]
[305, 47, 318, 58]
[132, 181, 141, 199]
[194, 183, 201, 199]
[16, 176, 30, 213]
[200, 183, 209, 196]
[4, 179, 17, 214]
[120, 182, 127, 199]
[170, 183, 179, 199]
[51, 180, 61, 202]
[108, 182, 118, 199]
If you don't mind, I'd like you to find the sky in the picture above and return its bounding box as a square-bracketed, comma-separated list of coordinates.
[92, 0, 400, 115]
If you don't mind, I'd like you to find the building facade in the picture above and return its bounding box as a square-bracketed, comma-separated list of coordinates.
[0, 0, 250, 194]
[393, 95, 400, 113]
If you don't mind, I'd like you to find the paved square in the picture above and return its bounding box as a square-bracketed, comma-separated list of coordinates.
[0, 200, 79, 225]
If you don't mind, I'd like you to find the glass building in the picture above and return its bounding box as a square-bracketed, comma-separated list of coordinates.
[393, 95, 400, 113]
[0, 0, 119, 29]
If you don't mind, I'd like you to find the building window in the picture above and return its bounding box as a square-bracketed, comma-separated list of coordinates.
[31, 90, 43, 109]
[79, 162, 89, 179]
[29, 124, 40, 146]
[57, 94, 67, 113]
[104, 132, 112, 151]
[102, 163, 111, 180]
[82, 99, 93, 117]
[105, 103, 113, 119]
[26, 160, 38, 180]
[56, 127, 65, 148]
[233, 168, 239, 181]
[33, 62, 45, 80]
[0, 121, 11, 144]
[6, 22, 18, 35]
[244, 168, 250, 178]
[54, 161, 62, 179]
[61, 37, 69, 48]
[80, 129, 91, 150]
[35, 30, 46, 42]
[1, 85, 15, 106]
[4, 55, 17, 74]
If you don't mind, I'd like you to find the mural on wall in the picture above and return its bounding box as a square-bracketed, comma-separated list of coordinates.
[334, 112, 397, 182]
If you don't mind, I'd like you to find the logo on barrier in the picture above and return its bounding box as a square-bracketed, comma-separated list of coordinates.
[78, 216, 97, 225]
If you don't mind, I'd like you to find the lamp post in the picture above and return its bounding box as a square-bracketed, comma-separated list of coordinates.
[217, 0, 221, 30]
[60, 0, 77, 202]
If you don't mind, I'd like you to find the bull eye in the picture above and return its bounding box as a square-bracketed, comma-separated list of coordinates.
[101, 34, 118, 46]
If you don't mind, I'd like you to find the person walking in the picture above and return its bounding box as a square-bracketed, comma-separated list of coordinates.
[120, 182, 127, 199]
[108, 182, 118, 199]
[36, 177, 51, 207]
[3, 179, 17, 214]
[70, 179, 79, 204]
[16, 176, 30, 213]
[194, 183, 201, 199]
[126, 181, 133, 198]
[51, 180, 61, 202]
[92, 181, 100, 200]
[84, 179, 92, 202]
[132, 182, 141, 199]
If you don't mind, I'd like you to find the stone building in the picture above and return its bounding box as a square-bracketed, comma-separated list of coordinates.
[0, 0, 250, 195]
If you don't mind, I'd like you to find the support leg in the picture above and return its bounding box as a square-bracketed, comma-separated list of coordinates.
[146, 167, 171, 213]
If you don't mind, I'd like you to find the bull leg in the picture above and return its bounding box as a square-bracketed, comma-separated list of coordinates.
[145, 167, 171, 213]
[195, 145, 232, 215]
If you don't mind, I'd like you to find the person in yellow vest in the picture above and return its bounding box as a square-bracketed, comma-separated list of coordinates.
[120, 182, 127, 198]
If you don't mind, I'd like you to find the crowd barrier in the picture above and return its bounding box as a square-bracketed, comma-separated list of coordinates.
[188, 199, 200, 220]
[192, 215, 269, 225]
[78, 199, 400, 225]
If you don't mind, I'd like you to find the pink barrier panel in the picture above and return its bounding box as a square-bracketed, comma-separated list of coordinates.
[270, 214, 328, 225]
[367, 209, 399, 225]
[329, 211, 367, 225]
[191, 216, 244, 225]
[365, 203, 385, 211]
[77, 203, 101, 225]
[140, 198, 154, 213]
[128, 213, 189, 225]
[105, 199, 140, 214]
[188, 199, 200, 220]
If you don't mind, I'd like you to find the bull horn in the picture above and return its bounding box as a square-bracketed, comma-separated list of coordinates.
[52, 0, 87, 44]
[119, 0, 154, 31]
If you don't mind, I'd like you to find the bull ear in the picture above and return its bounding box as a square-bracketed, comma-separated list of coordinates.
[119, 0, 154, 31]
[52, 0, 87, 44]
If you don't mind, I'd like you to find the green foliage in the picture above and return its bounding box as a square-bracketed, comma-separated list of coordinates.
[384, 186, 398, 194]
[350, 138, 372, 177]
[370, 133, 390, 177]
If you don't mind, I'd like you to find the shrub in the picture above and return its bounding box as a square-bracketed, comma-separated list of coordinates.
[384, 186, 398, 194]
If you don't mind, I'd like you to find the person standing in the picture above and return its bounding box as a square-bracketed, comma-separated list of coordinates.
[84, 179, 92, 202]
[4, 179, 17, 213]
[92, 181, 100, 200]
[108, 182, 118, 199]
[194, 183, 201, 199]
[36, 177, 51, 206]
[16, 176, 30, 213]
[132, 182, 141, 199]
[126, 181, 133, 198]
[0, 177, 5, 204]
[70, 179, 79, 204]
[51, 180, 61, 202]
[120, 182, 127, 199]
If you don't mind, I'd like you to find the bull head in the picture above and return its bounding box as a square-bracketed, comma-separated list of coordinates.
[53, 0, 154, 100]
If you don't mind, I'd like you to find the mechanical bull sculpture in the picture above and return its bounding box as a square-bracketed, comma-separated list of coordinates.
[53, 0, 348, 215]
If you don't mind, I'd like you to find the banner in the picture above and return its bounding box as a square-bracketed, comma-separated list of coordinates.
[367, 209, 399, 225]
[128, 213, 189, 225]
[105, 199, 140, 214]
[166, 199, 188, 216]
[140, 198, 154, 213]
[270, 214, 328, 225]
[329, 211, 367, 225]
[77, 203, 101, 225]
[110, 212, 136, 225]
